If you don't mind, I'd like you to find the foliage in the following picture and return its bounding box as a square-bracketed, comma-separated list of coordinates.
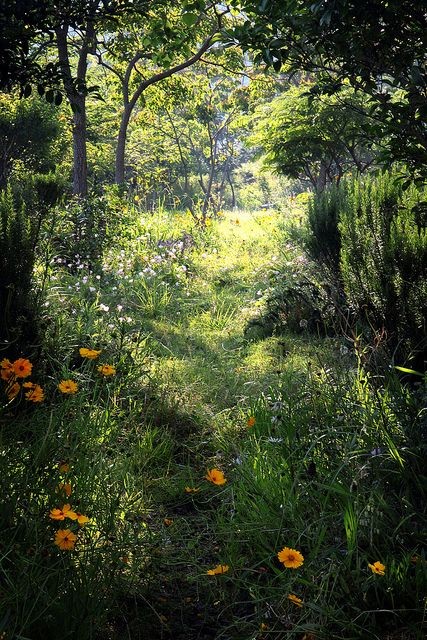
[230, 0, 427, 181]
[0, 188, 38, 348]
[249, 82, 374, 191]
[0, 92, 65, 186]
[339, 172, 427, 364]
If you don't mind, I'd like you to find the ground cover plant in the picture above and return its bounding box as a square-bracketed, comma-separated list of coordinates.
[1, 202, 425, 640]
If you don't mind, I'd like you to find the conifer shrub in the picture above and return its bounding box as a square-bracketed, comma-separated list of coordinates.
[0, 187, 36, 347]
[339, 172, 427, 365]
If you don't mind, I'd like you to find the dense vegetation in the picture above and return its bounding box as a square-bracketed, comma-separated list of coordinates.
[0, 2, 426, 639]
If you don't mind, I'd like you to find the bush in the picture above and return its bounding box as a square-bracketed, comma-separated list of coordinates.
[339, 172, 427, 365]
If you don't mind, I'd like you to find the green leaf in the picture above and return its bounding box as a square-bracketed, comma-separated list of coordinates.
[182, 12, 198, 26]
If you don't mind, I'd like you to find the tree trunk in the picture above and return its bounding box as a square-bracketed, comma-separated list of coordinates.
[115, 104, 132, 185]
[72, 94, 88, 197]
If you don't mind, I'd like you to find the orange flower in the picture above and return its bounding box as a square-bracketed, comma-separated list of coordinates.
[277, 547, 304, 569]
[206, 469, 226, 485]
[54, 529, 77, 551]
[57, 482, 72, 497]
[12, 358, 32, 378]
[368, 561, 385, 575]
[49, 504, 77, 521]
[58, 379, 78, 394]
[163, 518, 174, 526]
[67, 511, 90, 526]
[79, 347, 101, 359]
[1, 358, 14, 381]
[98, 364, 116, 376]
[247, 416, 256, 427]
[59, 462, 70, 473]
[288, 593, 303, 607]
[206, 564, 229, 575]
[185, 486, 200, 493]
[6, 381, 20, 399]
[25, 384, 44, 403]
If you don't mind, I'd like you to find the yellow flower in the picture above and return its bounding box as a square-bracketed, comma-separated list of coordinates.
[368, 561, 385, 575]
[1, 358, 14, 381]
[54, 528, 77, 551]
[98, 364, 116, 376]
[49, 503, 77, 521]
[247, 416, 256, 427]
[79, 347, 101, 359]
[6, 381, 20, 399]
[206, 564, 229, 575]
[58, 379, 78, 394]
[57, 482, 72, 497]
[277, 547, 304, 568]
[185, 486, 200, 493]
[12, 358, 32, 378]
[288, 593, 303, 607]
[25, 384, 44, 403]
[67, 511, 90, 526]
[206, 468, 227, 485]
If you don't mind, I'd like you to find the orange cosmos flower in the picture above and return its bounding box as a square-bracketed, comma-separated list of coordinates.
[368, 561, 385, 575]
[24, 384, 44, 402]
[57, 482, 72, 497]
[277, 547, 304, 569]
[97, 364, 116, 376]
[59, 462, 70, 473]
[54, 529, 77, 551]
[79, 347, 101, 359]
[288, 593, 303, 607]
[206, 564, 229, 575]
[12, 358, 32, 378]
[67, 511, 90, 526]
[206, 468, 227, 485]
[49, 504, 77, 521]
[6, 381, 20, 399]
[1, 358, 14, 381]
[247, 416, 256, 427]
[58, 379, 78, 394]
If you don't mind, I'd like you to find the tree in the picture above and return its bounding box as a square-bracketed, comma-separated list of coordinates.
[249, 83, 374, 191]
[229, 0, 427, 180]
[95, 4, 231, 185]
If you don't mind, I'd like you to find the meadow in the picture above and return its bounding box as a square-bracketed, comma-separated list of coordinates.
[1, 201, 425, 640]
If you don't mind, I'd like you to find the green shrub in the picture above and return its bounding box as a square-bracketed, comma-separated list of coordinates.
[0, 187, 36, 347]
[339, 172, 427, 365]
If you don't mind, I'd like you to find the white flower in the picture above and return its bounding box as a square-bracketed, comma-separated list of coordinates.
[99, 304, 110, 312]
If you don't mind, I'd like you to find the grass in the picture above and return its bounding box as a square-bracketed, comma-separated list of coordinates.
[0, 203, 425, 640]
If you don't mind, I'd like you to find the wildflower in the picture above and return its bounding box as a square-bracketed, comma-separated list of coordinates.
[57, 482, 72, 497]
[54, 529, 77, 551]
[288, 593, 303, 607]
[163, 518, 174, 526]
[277, 547, 304, 569]
[206, 468, 227, 485]
[25, 384, 44, 403]
[12, 358, 32, 378]
[185, 486, 200, 493]
[206, 564, 229, 575]
[58, 379, 78, 394]
[59, 462, 70, 473]
[1, 358, 14, 381]
[79, 347, 101, 359]
[68, 511, 90, 526]
[98, 364, 116, 376]
[368, 561, 385, 575]
[247, 416, 256, 427]
[7, 382, 20, 399]
[260, 623, 269, 631]
[49, 504, 78, 521]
